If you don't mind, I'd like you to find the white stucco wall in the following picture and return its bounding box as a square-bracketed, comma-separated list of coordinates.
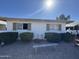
[31, 21, 46, 39]
[6, 20, 66, 39]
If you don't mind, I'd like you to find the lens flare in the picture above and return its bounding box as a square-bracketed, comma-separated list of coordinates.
[44, 0, 55, 10]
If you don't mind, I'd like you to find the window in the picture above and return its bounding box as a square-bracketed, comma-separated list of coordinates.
[23, 23, 28, 29]
[58, 24, 61, 31]
[46, 24, 50, 30]
[17, 23, 23, 30]
[46, 24, 62, 31]
[13, 23, 31, 30]
[13, 23, 17, 30]
[13, 23, 23, 30]
[49, 24, 56, 30]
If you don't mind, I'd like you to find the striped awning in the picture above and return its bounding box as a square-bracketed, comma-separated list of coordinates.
[66, 22, 79, 27]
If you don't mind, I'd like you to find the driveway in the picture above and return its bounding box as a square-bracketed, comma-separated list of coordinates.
[0, 41, 79, 59]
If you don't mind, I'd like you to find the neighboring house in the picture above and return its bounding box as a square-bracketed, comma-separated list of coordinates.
[0, 18, 73, 39]
[0, 21, 6, 30]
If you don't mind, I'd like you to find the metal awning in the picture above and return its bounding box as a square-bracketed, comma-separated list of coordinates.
[66, 22, 79, 27]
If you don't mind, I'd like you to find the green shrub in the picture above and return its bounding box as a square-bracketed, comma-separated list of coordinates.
[0, 40, 1, 44]
[0, 32, 18, 44]
[45, 32, 61, 42]
[61, 32, 74, 42]
[45, 32, 74, 43]
[20, 32, 33, 42]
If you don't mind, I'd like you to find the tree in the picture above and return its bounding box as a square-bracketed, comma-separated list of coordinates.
[56, 14, 71, 21]
[59, 14, 65, 20]
[67, 15, 70, 20]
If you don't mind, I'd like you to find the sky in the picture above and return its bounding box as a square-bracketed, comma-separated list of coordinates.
[0, 0, 79, 20]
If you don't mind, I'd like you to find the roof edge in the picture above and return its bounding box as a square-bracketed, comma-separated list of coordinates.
[0, 17, 74, 23]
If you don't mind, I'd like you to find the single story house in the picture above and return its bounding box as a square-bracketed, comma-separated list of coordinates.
[0, 18, 73, 39]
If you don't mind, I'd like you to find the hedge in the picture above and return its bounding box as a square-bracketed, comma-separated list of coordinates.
[45, 32, 61, 42]
[45, 32, 74, 43]
[0, 40, 1, 44]
[0, 32, 18, 44]
[20, 32, 33, 42]
[61, 32, 74, 42]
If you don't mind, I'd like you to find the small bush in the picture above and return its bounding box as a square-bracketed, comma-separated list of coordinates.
[45, 32, 61, 43]
[20, 32, 33, 42]
[0, 32, 18, 44]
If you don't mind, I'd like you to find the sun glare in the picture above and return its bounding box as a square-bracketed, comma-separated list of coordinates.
[44, 0, 55, 10]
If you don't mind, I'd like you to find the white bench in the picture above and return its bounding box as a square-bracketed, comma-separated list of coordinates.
[33, 43, 58, 52]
